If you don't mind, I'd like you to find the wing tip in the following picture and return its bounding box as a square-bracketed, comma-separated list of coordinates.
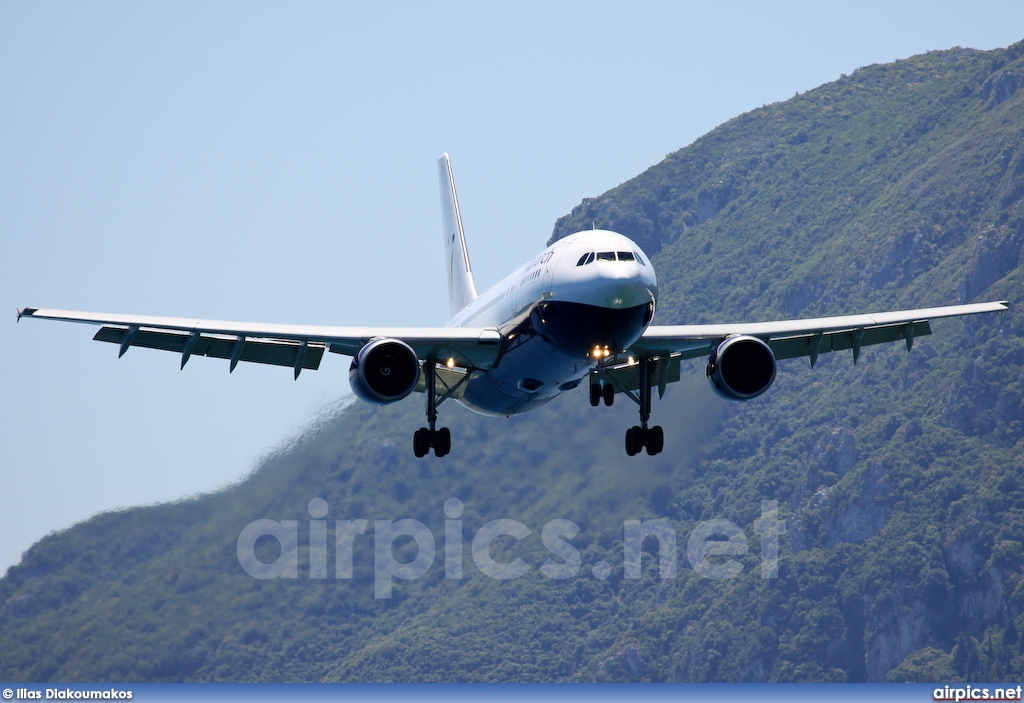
[16, 307, 37, 323]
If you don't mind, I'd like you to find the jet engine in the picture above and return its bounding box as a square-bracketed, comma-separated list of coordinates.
[348, 338, 421, 404]
[706, 335, 777, 401]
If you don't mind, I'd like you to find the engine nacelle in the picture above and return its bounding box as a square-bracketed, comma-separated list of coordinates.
[706, 335, 777, 401]
[349, 338, 420, 405]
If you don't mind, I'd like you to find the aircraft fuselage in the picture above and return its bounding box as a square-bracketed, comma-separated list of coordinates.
[448, 230, 657, 416]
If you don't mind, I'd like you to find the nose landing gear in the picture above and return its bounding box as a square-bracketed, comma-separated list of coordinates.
[589, 375, 615, 407]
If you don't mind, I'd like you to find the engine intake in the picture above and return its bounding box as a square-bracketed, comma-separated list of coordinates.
[706, 335, 777, 401]
[349, 338, 420, 405]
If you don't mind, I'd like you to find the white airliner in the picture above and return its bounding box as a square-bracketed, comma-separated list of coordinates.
[18, 154, 1008, 457]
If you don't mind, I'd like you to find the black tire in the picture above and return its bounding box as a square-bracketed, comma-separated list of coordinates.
[603, 382, 615, 406]
[590, 382, 601, 407]
[435, 427, 451, 457]
[413, 428, 430, 458]
[646, 425, 664, 455]
[625, 426, 642, 456]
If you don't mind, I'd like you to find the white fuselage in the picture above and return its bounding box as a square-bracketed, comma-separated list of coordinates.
[447, 230, 658, 416]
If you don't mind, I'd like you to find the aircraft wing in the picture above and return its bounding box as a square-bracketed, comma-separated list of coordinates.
[15, 307, 502, 378]
[631, 301, 1009, 365]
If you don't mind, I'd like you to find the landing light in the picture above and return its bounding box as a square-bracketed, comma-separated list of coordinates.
[628, 356, 635, 366]
[446, 357, 456, 369]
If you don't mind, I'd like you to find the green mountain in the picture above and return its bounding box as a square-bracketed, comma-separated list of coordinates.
[3, 41, 1024, 683]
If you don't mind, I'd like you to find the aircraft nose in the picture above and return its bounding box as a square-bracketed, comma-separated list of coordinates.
[594, 263, 655, 309]
[553, 249, 658, 311]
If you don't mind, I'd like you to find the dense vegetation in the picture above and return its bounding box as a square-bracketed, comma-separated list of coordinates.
[3, 41, 1024, 682]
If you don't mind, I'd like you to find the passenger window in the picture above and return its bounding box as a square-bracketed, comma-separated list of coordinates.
[617, 251, 635, 261]
[596, 252, 616, 261]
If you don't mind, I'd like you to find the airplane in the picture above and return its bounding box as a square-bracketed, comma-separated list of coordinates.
[18, 154, 1008, 458]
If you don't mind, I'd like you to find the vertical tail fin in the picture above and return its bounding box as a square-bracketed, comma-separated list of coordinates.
[438, 153, 479, 317]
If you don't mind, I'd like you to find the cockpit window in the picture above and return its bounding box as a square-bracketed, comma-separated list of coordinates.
[585, 250, 641, 264]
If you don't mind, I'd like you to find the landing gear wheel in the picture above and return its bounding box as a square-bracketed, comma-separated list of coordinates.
[413, 428, 430, 458]
[435, 427, 451, 457]
[646, 425, 664, 456]
[603, 382, 615, 407]
[625, 426, 643, 456]
[590, 382, 601, 407]
[413, 427, 452, 457]
[624, 425, 665, 456]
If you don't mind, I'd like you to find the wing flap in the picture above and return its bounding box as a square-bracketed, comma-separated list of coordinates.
[767, 320, 931, 361]
[93, 326, 325, 370]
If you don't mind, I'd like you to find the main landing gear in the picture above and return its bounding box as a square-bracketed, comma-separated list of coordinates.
[414, 360, 452, 458]
[590, 357, 665, 456]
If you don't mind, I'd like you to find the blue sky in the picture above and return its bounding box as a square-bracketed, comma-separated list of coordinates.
[3, 2, 1023, 574]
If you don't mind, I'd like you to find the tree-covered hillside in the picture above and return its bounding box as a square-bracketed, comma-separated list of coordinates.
[3, 41, 1024, 682]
